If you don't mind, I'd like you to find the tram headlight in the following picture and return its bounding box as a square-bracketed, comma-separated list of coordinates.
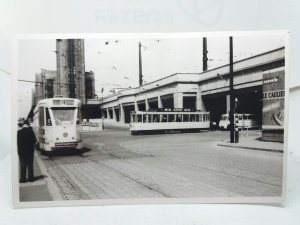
[63, 132, 68, 137]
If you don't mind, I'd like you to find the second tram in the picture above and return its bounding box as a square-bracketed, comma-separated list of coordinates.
[33, 97, 83, 152]
[130, 109, 210, 134]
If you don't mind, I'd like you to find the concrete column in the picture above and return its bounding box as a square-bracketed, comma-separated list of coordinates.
[174, 92, 183, 108]
[145, 99, 150, 111]
[158, 96, 163, 108]
[226, 95, 230, 114]
[119, 104, 125, 123]
[134, 101, 139, 111]
[196, 90, 205, 111]
[112, 107, 117, 121]
[107, 108, 111, 119]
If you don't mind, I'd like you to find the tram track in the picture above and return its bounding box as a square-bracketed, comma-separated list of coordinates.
[44, 156, 90, 200]
[80, 151, 172, 198]
[39, 128, 282, 200]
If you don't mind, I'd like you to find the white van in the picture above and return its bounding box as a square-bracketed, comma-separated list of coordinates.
[218, 114, 260, 130]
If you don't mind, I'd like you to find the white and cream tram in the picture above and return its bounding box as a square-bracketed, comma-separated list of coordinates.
[130, 109, 210, 134]
[33, 97, 83, 152]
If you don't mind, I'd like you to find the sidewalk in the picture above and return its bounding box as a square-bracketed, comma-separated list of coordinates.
[19, 152, 60, 202]
[217, 131, 284, 153]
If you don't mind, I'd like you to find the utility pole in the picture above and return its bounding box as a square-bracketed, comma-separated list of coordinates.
[203, 37, 208, 71]
[229, 36, 235, 143]
[56, 40, 61, 96]
[139, 42, 143, 86]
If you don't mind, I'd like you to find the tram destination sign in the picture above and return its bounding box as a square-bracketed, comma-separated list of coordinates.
[53, 99, 75, 105]
[156, 108, 196, 112]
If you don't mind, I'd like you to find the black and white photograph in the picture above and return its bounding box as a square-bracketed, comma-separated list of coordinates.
[13, 32, 288, 207]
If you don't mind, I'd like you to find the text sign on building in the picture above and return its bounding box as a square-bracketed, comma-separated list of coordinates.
[262, 90, 285, 99]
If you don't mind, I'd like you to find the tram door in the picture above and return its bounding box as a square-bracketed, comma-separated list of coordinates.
[38, 107, 45, 146]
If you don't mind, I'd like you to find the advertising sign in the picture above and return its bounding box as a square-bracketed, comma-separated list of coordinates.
[262, 68, 285, 141]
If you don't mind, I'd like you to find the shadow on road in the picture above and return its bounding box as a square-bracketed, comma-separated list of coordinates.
[41, 147, 91, 157]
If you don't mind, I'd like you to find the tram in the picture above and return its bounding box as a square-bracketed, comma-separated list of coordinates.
[130, 109, 210, 134]
[33, 97, 83, 152]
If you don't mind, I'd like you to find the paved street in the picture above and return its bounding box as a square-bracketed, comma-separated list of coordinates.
[36, 124, 283, 200]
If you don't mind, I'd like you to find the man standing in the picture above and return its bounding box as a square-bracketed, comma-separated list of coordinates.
[17, 120, 37, 183]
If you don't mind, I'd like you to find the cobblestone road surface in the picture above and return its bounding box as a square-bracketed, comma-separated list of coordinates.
[39, 125, 283, 200]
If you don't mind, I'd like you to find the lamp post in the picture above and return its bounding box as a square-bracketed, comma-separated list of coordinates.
[234, 97, 239, 143]
[229, 36, 235, 143]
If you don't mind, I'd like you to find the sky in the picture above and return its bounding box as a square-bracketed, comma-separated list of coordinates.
[17, 34, 285, 118]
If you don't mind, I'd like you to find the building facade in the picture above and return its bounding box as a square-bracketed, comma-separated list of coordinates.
[31, 39, 95, 111]
[87, 47, 285, 141]
[32, 69, 57, 105]
[56, 39, 86, 103]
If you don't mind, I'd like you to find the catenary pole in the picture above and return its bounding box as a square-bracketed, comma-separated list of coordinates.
[203, 37, 208, 71]
[139, 42, 143, 86]
[229, 37, 235, 143]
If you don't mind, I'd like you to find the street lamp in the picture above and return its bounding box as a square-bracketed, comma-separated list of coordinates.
[229, 36, 235, 143]
[234, 97, 239, 143]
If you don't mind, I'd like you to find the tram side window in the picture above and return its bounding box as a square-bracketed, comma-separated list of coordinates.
[162, 114, 168, 122]
[183, 114, 189, 122]
[153, 114, 160, 122]
[203, 114, 209, 121]
[148, 114, 152, 123]
[190, 114, 195, 122]
[195, 114, 199, 122]
[168, 114, 175, 122]
[39, 107, 44, 126]
[143, 114, 147, 123]
[176, 114, 182, 122]
[45, 108, 52, 126]
[137, 114, 142, 122]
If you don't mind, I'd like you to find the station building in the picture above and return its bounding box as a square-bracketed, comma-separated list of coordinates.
[88, 47, 285, 142]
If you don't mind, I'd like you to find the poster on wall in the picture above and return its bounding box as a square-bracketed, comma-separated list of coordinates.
[262, 68, 285, 142]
